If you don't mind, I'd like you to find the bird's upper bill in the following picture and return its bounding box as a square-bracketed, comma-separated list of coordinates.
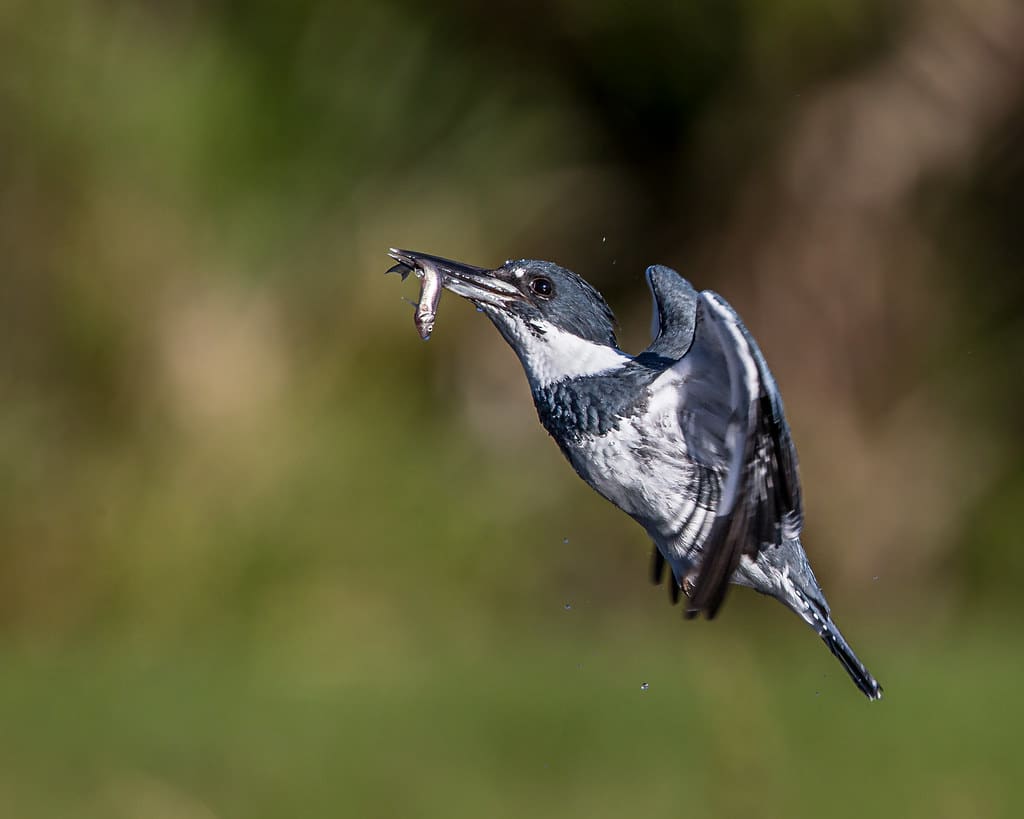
[386, 248, 525, 309]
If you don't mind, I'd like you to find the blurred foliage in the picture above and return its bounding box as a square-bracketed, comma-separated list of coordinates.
[1, 0, 1023, 816]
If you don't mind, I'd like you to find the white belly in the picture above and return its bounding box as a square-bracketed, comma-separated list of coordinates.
[569, 409, 699, 531]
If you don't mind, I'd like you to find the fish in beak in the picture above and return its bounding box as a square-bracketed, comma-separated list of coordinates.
[386, 249, 524, 339]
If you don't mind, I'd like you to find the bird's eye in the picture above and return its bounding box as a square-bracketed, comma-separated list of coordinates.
[531, 277, 553, 298]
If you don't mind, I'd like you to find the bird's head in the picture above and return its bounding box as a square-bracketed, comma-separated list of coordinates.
[388, 249, 627, 389]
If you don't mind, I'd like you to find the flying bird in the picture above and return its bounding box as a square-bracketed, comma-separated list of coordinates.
[387, 248, 882, 700]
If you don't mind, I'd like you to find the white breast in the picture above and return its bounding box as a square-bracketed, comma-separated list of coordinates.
[571, 400, 699, 532]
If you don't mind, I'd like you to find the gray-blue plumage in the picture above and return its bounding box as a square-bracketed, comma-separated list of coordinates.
[642, 264, 698, 360]
[385, 248, 882, 700]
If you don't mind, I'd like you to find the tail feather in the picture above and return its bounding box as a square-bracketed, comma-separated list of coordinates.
[787, 582, 883, 700]
[818, 618, 883, 701]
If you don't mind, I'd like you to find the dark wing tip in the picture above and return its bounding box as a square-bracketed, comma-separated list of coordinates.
[690, 491, 752, 619]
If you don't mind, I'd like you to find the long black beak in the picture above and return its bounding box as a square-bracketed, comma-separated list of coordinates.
[386, 248, 523, 307]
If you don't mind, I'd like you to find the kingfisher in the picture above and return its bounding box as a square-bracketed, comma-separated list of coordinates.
[386, 248, 883, 700]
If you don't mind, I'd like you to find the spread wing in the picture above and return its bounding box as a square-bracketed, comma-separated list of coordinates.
[655, 291, 803, 619]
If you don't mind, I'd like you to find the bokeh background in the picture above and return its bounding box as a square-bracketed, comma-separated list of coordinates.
[3, 1, 1024, 816]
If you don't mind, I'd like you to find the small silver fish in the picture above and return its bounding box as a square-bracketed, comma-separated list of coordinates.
[385, 249, 452, 340]
[414, 267, 442, 340]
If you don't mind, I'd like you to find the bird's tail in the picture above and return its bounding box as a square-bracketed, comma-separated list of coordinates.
[786, 585, 884, 700]
[817, 616, 883, 700]
[750, 539, 884, 700]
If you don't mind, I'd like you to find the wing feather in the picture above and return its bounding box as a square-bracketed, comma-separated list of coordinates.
[641, 265, 699, 361]
[659, 291, 803, 619]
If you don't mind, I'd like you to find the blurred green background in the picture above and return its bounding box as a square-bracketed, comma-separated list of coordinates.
[3, 1, 1024, 816]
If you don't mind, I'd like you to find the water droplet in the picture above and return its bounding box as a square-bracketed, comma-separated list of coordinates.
[476, 306, 484, 312]
[640, 682, 650, 691]
[602, 236, 607, 243]
[563, 602, 572, 611]
[562, 537, 570, 544]
[612, 259, 617, 265]
[872, 575, 879, 581]
[815, 690, 821, 697]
